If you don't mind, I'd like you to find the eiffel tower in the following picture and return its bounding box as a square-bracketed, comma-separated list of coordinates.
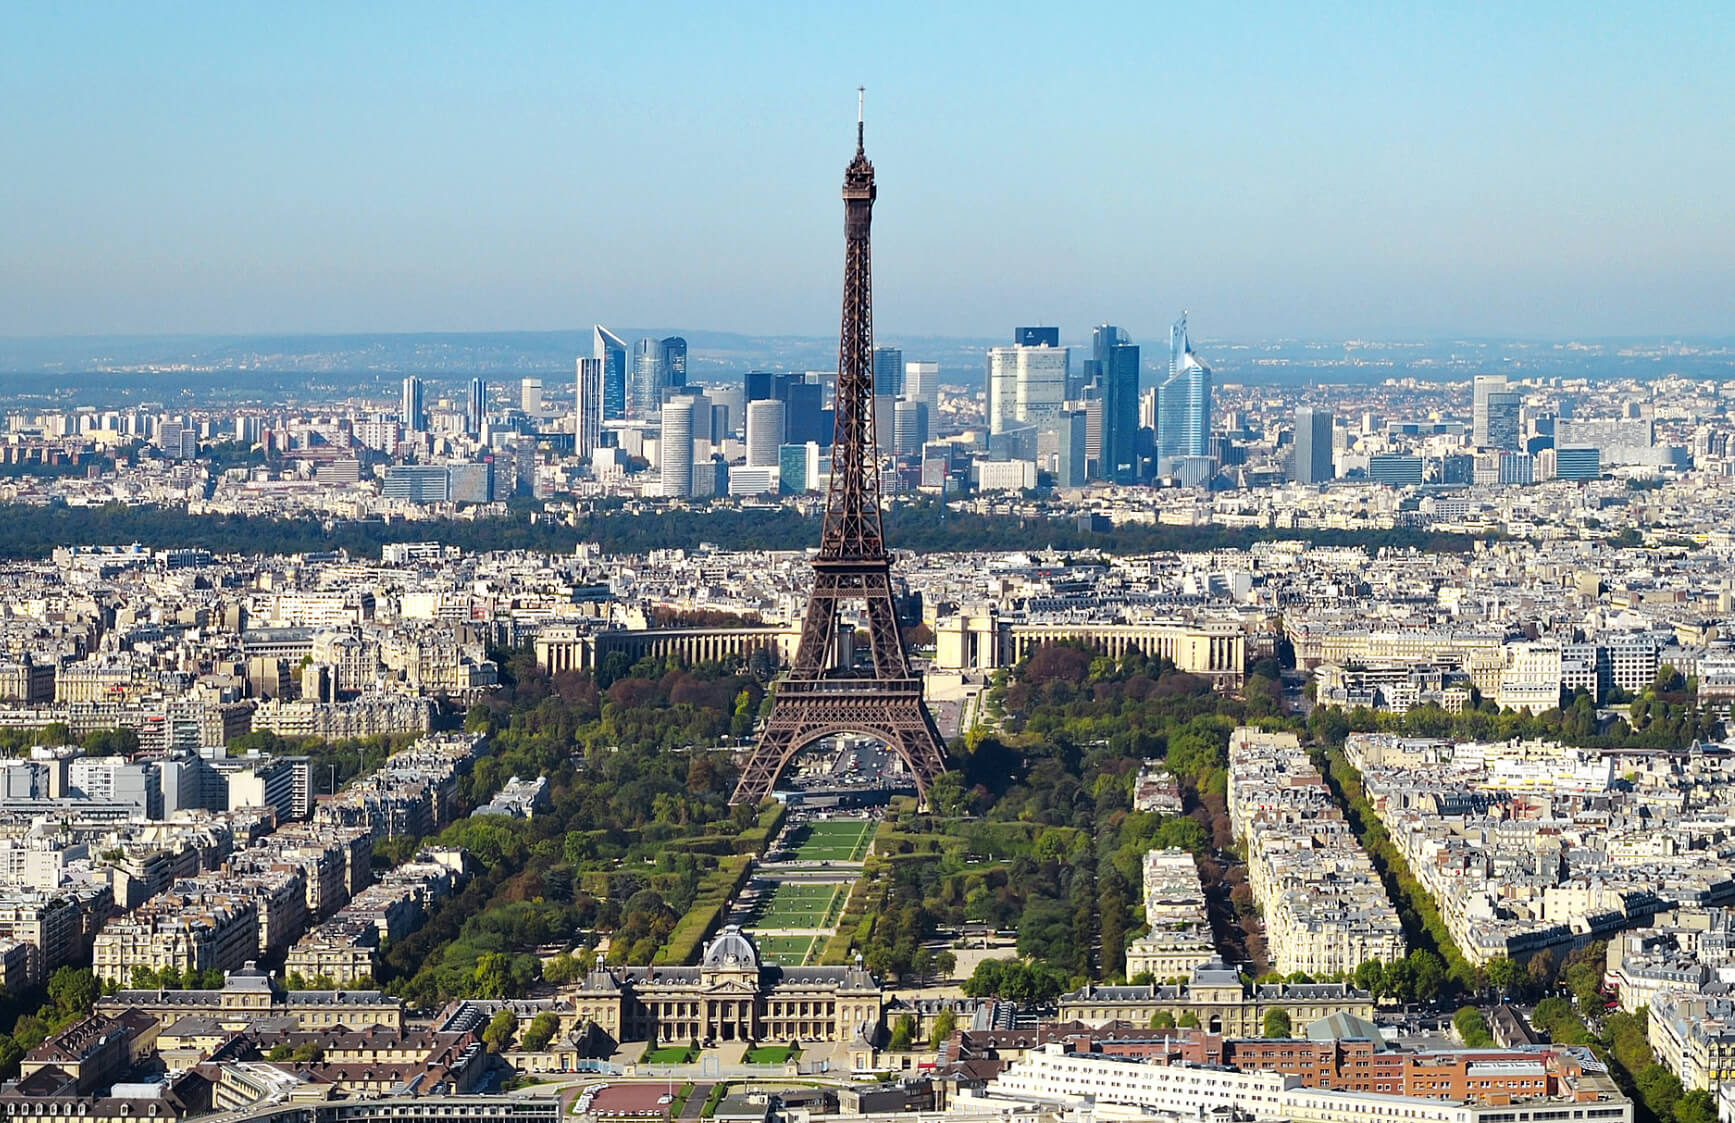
[731, 94, 948, 806]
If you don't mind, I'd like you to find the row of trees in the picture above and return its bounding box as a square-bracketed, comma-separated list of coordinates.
[0, 724, 139, 756]
[0, 500, 1484, 565]
[1308, 682, 1723, 753]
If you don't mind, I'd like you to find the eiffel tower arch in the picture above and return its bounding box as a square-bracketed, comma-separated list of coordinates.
[731, 96, 949, 806]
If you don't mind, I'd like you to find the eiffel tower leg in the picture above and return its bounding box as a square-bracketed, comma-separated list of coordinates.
[734, 710, 801, 806]
[883, 700, 949, 802]
[861, 576, 906, 680]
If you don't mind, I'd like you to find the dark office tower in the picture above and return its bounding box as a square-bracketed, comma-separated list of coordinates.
[400, 376, 425, 433]
[784, 381, 828, 446]
[873, 347, 904, 398]
[661, 337, 688, 394]
[745, 370, 778, 402]
[1055, 407, 1088, 488]
[1293, 406, 1335, 484]
[1091, 324, 1125, 368]
[1016, 326, 1060, 348]
[594, 326, 628, 421]
[1096, 329, 1140, 482]
[466, 378, 486, 436]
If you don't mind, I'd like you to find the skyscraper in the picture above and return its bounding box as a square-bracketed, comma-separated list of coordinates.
[873, 347, 903, 398]
[661, 337, 688, 393]
[1293, 406, 1335, 484]
[657, 395, 698, 498]
[400, 376, 425, 433]
[893, 399, 927, 457]
[1471, 375, 1505, 448]
[1473, 375, 1522, 451]
[594, 326, 628, 421]
[1157, 314, 1211, 464]
[1055, 407, 1088, 488]
[631, 338, 661, 420]
[746, 399, 786, 468]
[520, 377, 543, 415]
[1093, 325, 1139, 482]
[903, 361, 939, 418]
[1485, 390, 1522, 451]
[783, 379, 829, 446]
[987, 331, 1069, 435]
[874, 393, 897, 459]
[1016, 326, 1060, 348]
[466, 377, 486, 436]
[628, 336, 690, 418]
[574, 357, 603, 458]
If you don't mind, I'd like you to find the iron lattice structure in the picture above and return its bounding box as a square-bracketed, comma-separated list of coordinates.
[731, 112, 948, 806]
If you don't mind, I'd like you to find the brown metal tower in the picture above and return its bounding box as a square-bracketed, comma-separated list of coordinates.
[731, 96, 948, 805]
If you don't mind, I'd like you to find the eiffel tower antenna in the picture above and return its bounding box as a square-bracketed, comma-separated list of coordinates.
[732, 98, 948, 806]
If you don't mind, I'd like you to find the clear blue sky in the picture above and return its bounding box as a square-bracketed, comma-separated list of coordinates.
[3, 1, 1731, 341]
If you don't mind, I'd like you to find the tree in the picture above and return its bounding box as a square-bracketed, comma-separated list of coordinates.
[1452, 1006, 1492, 1048]
[521, 1012, 561, 1052]
[0, 1035, 22, 1080]
[1562, 942, 1606, 1008]
[930, 1010, 957, 1044]
[1406, 949, 1445, 1003]
[1484, 956, 1521, 998]
[1149, 1011, 1176, 1030]
[47, 967, 99, 1016]
[1675, 1089, 1716, 1123]
[1635, 1064, 1683, 1121]
[888, 1014, 916, 1051]
[1525, 949, 1557, 996]
[1263, 1008, 1292, 1039]
[482, 1009, 518, 1052]
[1178, 1011, 1200, 1028]
[80, 727, 140, 756]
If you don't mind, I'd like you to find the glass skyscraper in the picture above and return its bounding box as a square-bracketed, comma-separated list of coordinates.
[466, 377, 486, 436]
[661, 337, 688, 392]
[872, 346, 903, 397]
[593, 326, 628, 421]
[1158, 314, 1211, 464]
[631, 338, 662, 420]
[399, 376, 425, 433]
[574, 357, 603, 458]
[1092, 324, 1139, 482]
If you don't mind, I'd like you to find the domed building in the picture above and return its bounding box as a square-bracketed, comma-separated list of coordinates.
[572, 926, 881, 1048]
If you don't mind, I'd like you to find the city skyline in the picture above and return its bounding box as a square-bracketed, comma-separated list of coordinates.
[3, 4, 1732, 342]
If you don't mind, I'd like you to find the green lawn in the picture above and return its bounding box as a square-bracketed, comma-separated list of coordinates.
[754, 934, 820, 966]
[641, 1043, 697, 1064]
[787, 819, 874, 863]
[744, 1044, 800, 1064]
[748, 882, 846, 930]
